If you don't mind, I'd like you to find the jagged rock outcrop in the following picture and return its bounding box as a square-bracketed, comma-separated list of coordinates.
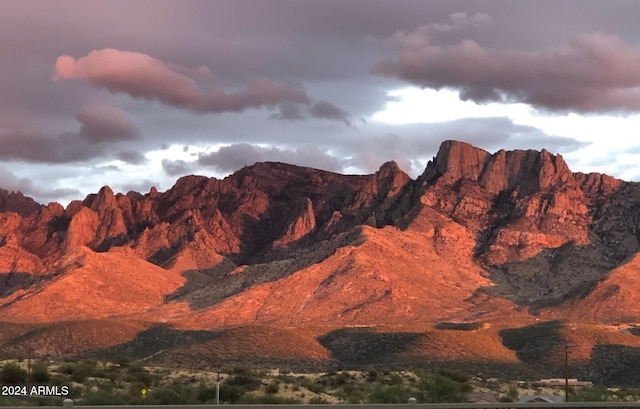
[423, 140, 574, 194]
[420, 141, 613, 254]
[64, 207, 100, 252]
[415, 140, 638, 311]
[273, 197, 316, 247]
[0, 188, 41, 217]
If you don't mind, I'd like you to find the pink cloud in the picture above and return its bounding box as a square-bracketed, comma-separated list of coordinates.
[373, 31, 640, 113]
[54, 48, 310, 113]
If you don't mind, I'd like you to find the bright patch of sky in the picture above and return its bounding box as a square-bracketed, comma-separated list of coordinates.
[372, 87, 640, 178]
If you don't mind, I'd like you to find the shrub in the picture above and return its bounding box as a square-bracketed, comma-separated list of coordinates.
[437, 369, 469, 383]
[196, 385, 216, 403]
[31, 360, 51, 382]
[334, 372, 350, 386]
[101, 366, 122, 382]
[83, 390, 128, 405]
[225, 374, 261, 391]
[277, 374, 297, 383]
[0, 362, 27, 384]
[265, 380, 279, 394]
[167, 380, 197, 404]
[227, 366, 252, 376]
[58, 361, 97, 383]
[112, 356, 130, 367]
[239, 394, 301, 404]
[417, 373, 469, 403]
[300, 378, 326, 394]
[368, 383, 413, 403]
[309, 396, 331, 404]
[149, 387, 182, 405]
[501, 385, 519, 402]
[219, 384, 245, 403]
[385, 373, 403, 385]
[123, 365, 155, 386]
[571, 387, 612, 402]
[336, 382, 365, 403]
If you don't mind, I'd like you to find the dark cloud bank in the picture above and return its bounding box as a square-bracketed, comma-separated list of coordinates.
[374, 29, 640, 113]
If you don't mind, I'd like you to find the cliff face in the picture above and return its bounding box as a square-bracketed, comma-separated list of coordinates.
[0, 140, 639, 328]
[417, 141, 633, 310]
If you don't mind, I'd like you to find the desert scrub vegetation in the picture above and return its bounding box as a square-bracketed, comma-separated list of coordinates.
[0, 361, 482, 405]
[0, 362, 27, 384]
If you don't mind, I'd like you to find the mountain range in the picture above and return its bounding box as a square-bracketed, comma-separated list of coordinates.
[3, 140, 640, 385]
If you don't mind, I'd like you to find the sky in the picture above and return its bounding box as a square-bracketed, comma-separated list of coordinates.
[2, 0, 640, 205]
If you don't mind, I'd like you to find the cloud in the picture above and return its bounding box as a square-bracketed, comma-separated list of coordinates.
[197, 143, 344, 173]
[309, 101, 351, 125]
[53, 48, 325, 114]
[76, 104, 139, 143]
[339, 117, 591, 176]
[115, 150, 147, 164]
[272, 103, 306, 121]
[162, 159, 194, 176]
[0, 130, 102, 163]
[0, 167, 80, 203]
[119, 179, 161, 195]
[427, 11, 492, 33]
[272, 100, 352, 125]
[0, 104, 140, 163]
[373, 31, 640, 113]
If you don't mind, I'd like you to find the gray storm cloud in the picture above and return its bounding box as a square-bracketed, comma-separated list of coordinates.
[196, 143, 343, 173]
[272, 100, 351, 124]
[373, 30, 640, 113]
[161, 159, 193, 177]
[77, 104, 139, 143]
[0, 104, 141, 163]
[0, 166, 80, 201]
[115, 150, 147, 165]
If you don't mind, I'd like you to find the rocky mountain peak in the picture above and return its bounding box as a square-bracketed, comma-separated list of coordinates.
[0, 188, 42, 217]
[424, 140, 490, 183]
[373, 161, 411, 198]
[90, 186, 118, 212]
[424, 140, 574, 195]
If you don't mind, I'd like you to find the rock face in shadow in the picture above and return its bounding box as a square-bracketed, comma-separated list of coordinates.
[0, 188, 41, 217]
